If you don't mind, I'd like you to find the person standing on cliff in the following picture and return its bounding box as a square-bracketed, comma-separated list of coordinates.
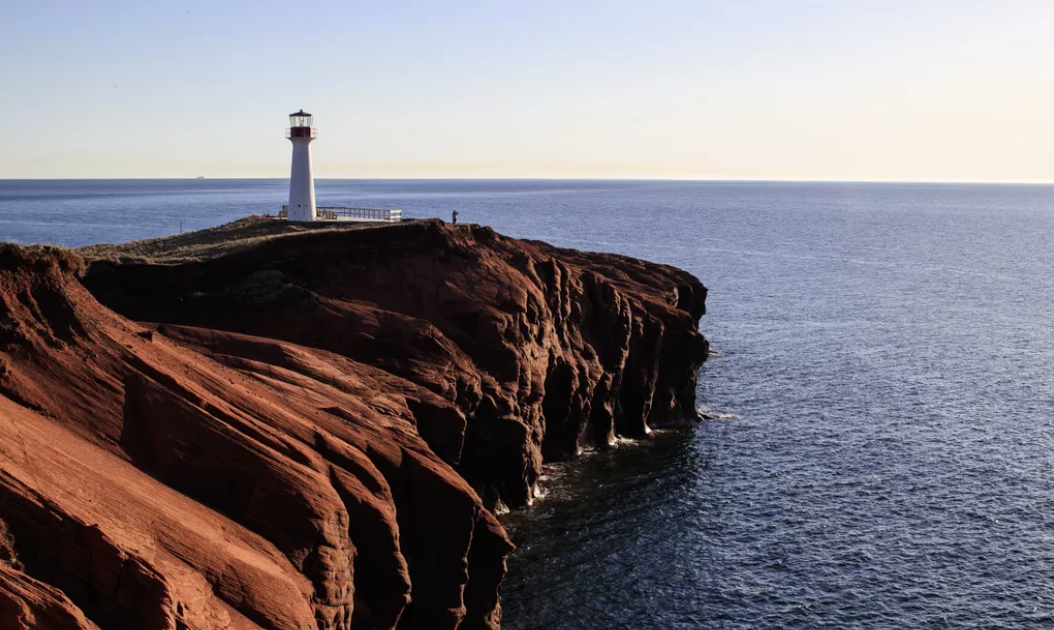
[452, 210, 459, 224]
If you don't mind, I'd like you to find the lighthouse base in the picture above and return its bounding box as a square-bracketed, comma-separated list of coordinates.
[287, 204, 315, 222]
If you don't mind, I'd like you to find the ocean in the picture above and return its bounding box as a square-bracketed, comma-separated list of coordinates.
[2, 179, 1054, 629]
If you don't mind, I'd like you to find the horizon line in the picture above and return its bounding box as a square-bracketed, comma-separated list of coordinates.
[1, 176, 1053, 186]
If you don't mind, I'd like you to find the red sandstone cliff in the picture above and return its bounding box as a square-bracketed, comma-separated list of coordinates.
[0, 218, 707, 630]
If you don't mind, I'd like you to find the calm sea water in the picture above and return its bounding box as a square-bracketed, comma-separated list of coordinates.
[3, 179, 1054, 629]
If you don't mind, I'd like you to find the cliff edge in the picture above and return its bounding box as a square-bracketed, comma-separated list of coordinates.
[0, 217, 708, 630]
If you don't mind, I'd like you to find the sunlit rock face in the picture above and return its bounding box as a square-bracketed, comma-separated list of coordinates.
[0, 218, 706, 630]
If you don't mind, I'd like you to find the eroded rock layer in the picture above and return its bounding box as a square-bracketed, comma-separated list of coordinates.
[0, 218, 707, 630]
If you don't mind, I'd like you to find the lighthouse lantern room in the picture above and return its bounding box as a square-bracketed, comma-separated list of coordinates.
[286, 110, 317, 222]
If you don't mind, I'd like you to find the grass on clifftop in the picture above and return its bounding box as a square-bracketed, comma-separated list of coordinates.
[79, 215, 420, 265]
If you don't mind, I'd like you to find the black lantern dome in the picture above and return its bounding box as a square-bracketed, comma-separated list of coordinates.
[287, 110, 316, 139]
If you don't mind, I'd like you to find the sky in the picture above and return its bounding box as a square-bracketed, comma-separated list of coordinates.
[1, 0, 1052, 181]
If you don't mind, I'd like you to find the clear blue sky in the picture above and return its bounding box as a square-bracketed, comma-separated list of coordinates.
[2, 1, 1052, 181]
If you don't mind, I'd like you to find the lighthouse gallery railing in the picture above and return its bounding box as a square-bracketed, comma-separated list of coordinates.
[285, 128, 318, 139]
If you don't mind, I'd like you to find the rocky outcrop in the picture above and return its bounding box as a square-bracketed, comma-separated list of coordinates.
[0, 564, 101, 630]
[0, 218, 707, 630]
[85, 219, 709, 508]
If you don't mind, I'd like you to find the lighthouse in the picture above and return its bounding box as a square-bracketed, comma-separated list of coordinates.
[286, 110, 317, 222]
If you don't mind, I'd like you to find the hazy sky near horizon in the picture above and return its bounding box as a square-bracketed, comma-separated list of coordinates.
[2, 1, 1053, 181]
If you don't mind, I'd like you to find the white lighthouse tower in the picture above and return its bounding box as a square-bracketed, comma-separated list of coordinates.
[286, 110, 317, 222]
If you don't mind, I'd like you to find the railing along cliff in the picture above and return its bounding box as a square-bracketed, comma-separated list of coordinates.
[279, 206, 403, 222]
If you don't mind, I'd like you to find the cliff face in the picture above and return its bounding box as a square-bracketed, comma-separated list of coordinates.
[0, 218, 707, 630]
[84, 220, 709, 509]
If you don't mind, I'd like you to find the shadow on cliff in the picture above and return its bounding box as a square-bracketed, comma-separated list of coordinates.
[83, 218, 709, 509]
[0, 218, 707, 630]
